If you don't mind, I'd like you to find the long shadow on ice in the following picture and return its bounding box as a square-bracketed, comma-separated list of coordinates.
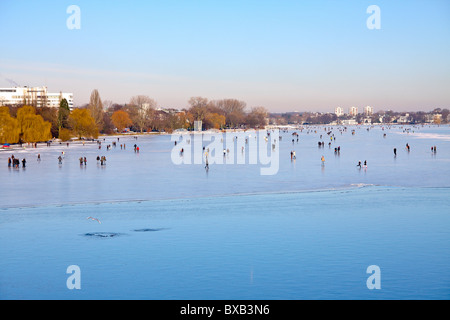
[132, 228, 168, 232]
[83, 232, 126, 238]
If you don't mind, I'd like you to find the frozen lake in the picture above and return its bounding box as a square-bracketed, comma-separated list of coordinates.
[1, 125, 449, 299]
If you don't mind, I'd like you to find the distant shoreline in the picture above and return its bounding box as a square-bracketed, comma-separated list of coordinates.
[1, 123, 447, 152]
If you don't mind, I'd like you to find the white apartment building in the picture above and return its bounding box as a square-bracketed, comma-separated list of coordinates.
[341, 119, 358, 125]
[47, 92, 74, 109]
[349, 106, 358, 117]
[335, 107, 344, 117]
[0, 86, 74, 110]
[364, 106, 374, 116]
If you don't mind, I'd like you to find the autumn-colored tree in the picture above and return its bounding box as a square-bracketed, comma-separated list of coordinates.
[69, 108, 99, 139]
[111, 110, 133, 133]
[434, 116, 442, 125]
[16, 106, 52, 143]
[184, 110, 195, 129]
[205, 112, 226, 129]
[59, 128, 72, 142]
[0, 107, 20, 144]
[176, 112, 190, 130]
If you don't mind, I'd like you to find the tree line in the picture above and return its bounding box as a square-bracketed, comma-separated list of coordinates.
[269, 109, 450, 125]
[78, 91, 269, 134]
[0, 89, 269, 144]
[0, 103, 98, 144]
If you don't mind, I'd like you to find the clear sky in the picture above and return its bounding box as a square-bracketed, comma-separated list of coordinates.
[0, 0, 449, 112]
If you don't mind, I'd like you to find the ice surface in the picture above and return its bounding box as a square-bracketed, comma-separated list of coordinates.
[0, 125, 449, 299]
[1, 125, 449, 208]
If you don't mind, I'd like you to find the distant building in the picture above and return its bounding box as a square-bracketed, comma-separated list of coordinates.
[341, 119, 358, 125]
[194, 121, 203, 131]
[364, 106, 373, 116]
[335, 107, 344, 117]
[425, 114, 434, 123]
[349, 106, 358, 117]
[0, 86, 74, 110]
[142, 103, 153, 111]
[47, 92, 74, 110]
[363, 117, 372, 125]
[398, 114, 412, 124]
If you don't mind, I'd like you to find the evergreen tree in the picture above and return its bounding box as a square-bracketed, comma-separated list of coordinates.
[58, 98, 71, 138]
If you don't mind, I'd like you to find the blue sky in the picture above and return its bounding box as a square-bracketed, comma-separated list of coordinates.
[0, 0, 449, 112]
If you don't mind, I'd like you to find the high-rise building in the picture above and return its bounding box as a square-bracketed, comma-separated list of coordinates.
[364, 106, 373, 116]
[0, 86, 74, 110]
[349, 106, 358, 117]
[335, 107, 344, 117]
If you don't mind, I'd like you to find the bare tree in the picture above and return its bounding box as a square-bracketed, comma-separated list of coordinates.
[246, 106, 268, 128]
[188, 97, 208, 109]
[129, 95, 157, 132]
[103, 100, 114, 112]
[188, 96, 209, 121]
[88, 89, 104, 131]
[214, 99, 247, 128]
